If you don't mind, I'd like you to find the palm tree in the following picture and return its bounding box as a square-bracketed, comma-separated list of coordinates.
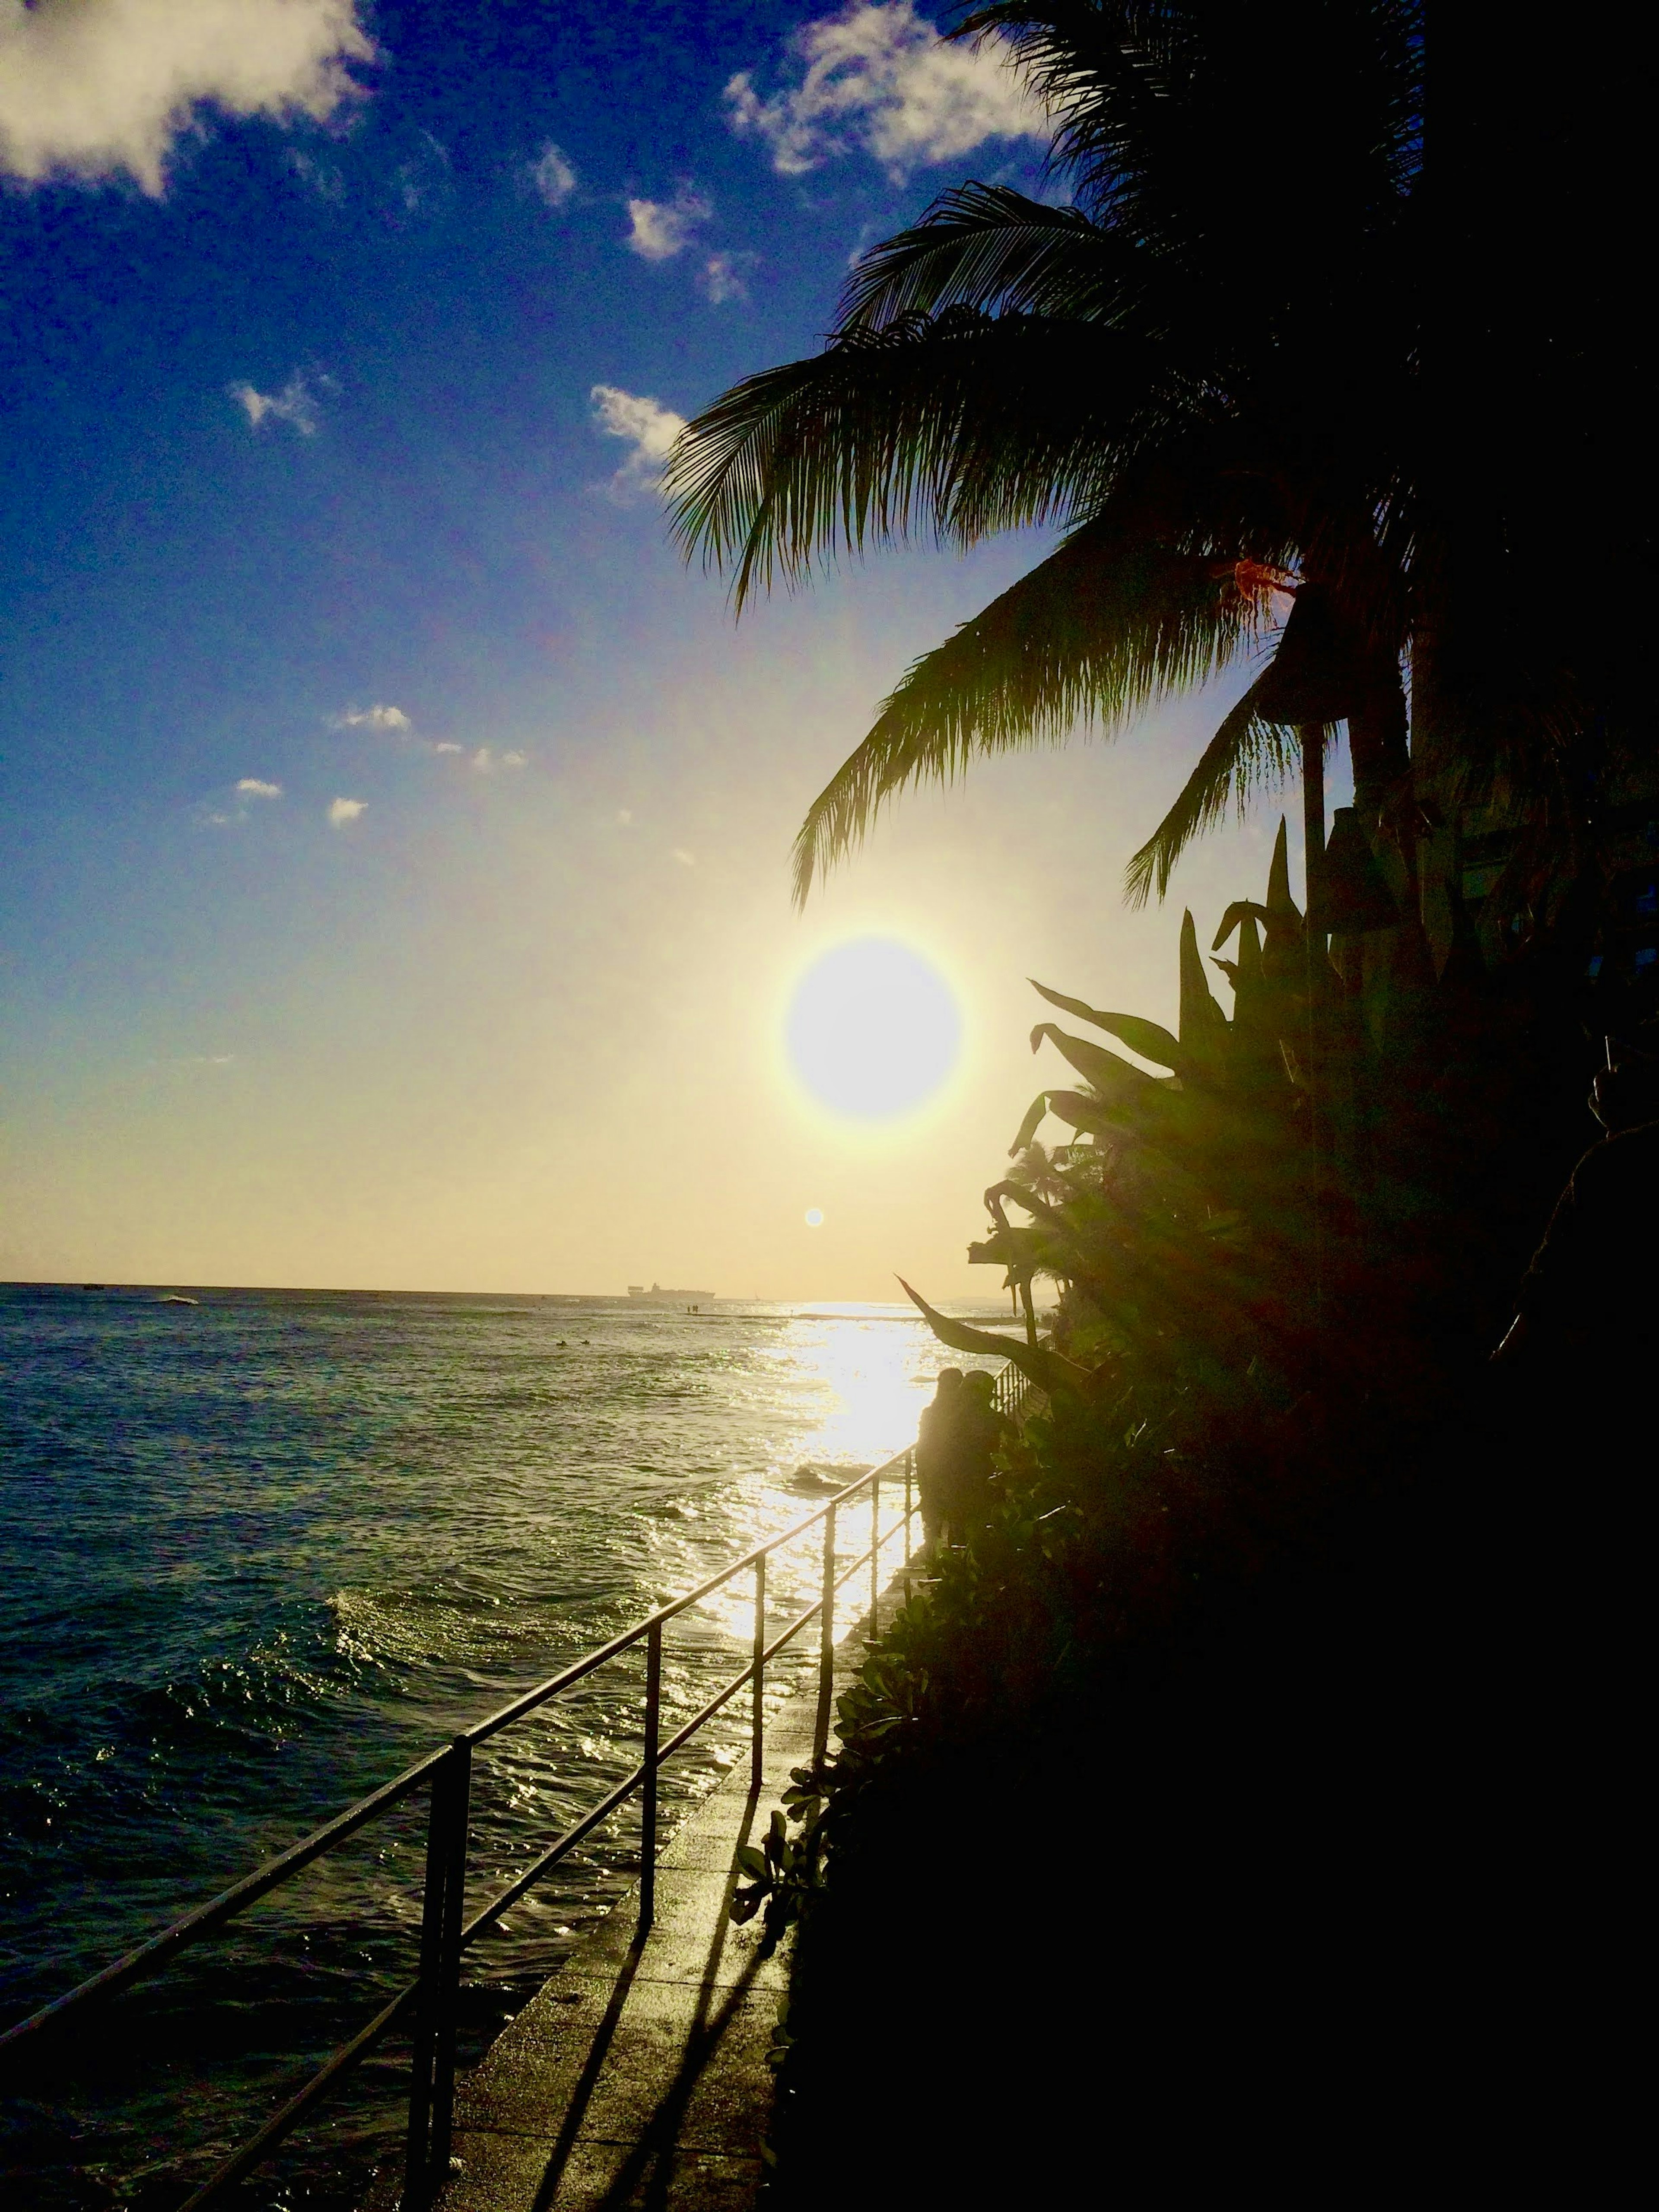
[667, 2, 1423, 909]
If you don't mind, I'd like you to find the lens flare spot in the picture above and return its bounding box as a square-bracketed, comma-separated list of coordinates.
[804, 1208, 824, 1227]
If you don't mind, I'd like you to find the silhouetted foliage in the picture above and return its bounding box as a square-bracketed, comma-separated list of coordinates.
[670, 4, 1650, 941]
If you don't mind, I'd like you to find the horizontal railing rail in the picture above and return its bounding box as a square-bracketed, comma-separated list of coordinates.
[0, 1440, 932, 2211]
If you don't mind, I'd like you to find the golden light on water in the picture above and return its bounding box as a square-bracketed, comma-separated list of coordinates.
[784, 936, 962, 1123]
[688, 1311, 998, 1646]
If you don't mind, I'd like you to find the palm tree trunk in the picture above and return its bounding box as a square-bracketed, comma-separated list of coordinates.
[1301, 723, 1327, 1341]
[1350, 660, 1418, 903]
[1347, 673, 1411, 813]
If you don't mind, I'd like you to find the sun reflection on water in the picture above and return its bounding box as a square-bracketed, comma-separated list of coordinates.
[681, 1304, 1009, 1647]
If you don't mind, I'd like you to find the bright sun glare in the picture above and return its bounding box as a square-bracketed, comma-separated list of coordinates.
[785, 936, 962, 1121]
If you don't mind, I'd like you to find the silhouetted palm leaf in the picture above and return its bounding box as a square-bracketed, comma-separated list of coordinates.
[1123, 673, 1301, 906]
[664, 311, 1179, 610]
[839, 182, 1148, 330]
[669, 0, 1446, 898]
[789, 512, 1268, 900]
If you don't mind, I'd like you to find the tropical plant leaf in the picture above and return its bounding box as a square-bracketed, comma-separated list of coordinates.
[1029, 1022, 1167, 1103]
[1042, 1089, 1140, 1141]
[984, 1178, 1068, 1230]
[1265, 815, 1302, 925]
[895, 1277, 1092, 1393]
[1028, 980, 1184, 1071]
[967, 1227, 1046, 1273]
[1212, 900, 1272, 951]
[1008, 1090, 1054, 1155]
[1178, 909, 1228, 1057]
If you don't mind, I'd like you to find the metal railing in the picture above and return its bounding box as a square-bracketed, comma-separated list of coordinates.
[991, 1356, 1042, 1425]
[0, 1445, 927, 2211]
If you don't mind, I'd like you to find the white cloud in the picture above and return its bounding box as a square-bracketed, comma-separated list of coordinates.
[433, 740, 464, 755]
[197, 775, 283, 825]
[616, 808, 634, 826]
[699, 251, 756, 305]
[500, 750, 527, 768]
[725, 2, 1045, 179]
[0, 0, 372, 195]
[230, 369, 324, 435]
[327, 796, 366, 827]
[590, 383, 685, 498]
[531, 140, 576, 209]
[625, 186, 711, 262]
[671, 848, 696, 868]
[333, 703, 410, 731]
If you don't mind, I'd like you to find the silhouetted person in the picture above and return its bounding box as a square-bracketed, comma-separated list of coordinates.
[1494, 1044, 1659, 1403]
[915, 1368, 965, 1545]
[950, 1370, 1006, 1536]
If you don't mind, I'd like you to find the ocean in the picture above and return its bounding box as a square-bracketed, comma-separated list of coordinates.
[0, 1283, 1009, 2209]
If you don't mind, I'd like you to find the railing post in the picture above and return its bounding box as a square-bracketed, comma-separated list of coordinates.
[870, 1470, 880, 1639]
[640, 1618, 662, 1929]
[405, 1736, 470, 2209]
[814, 1502, 836, 1765]
[750, 1553, 766, 1793]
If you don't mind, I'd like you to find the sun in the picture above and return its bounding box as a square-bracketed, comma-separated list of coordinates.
[785, 936, 963, 1122]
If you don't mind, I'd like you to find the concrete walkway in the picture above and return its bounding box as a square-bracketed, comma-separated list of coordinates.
[407, 1582, 906, 2212]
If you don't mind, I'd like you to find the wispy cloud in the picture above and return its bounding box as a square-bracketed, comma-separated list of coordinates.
[327, 796, 367, 827]
[286, 145, 345, 201]
[0, 0, 373, 195]
[624, 187, 711, 262]
[590, 383, 685, 498]
[332, 703, 410, 731]
[699, 251, 757, 305]
[197, 774, 284, 826]
[229, 370, 327, 436]
[329, 709, 523, 779]
[671, 848, 696, 868]
[725, 2, 1045, 180]
[531, 141, 577, 209]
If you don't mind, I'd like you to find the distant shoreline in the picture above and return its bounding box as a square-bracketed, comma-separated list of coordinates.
[1, 1280, 1054, 1319]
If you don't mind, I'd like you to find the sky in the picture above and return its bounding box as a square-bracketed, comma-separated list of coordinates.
[0, 0, 1348, 1300]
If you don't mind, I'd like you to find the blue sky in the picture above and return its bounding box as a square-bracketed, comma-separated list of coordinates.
[0, 1, 1344, 1294]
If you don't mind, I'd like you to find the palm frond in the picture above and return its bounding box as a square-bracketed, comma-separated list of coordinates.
[839, 182, 1145, 330]
[791, 512, 1267, 903]
[956, 4, 1423, 250]
[664, 310, 1179, 610]
[1122, 669, 1300, 908]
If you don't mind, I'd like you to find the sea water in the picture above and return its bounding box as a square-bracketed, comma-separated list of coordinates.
[0, 1284, 1007, 2207]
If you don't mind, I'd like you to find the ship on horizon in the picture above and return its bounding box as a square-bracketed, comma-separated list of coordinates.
[627, 1282, 718, 1307]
